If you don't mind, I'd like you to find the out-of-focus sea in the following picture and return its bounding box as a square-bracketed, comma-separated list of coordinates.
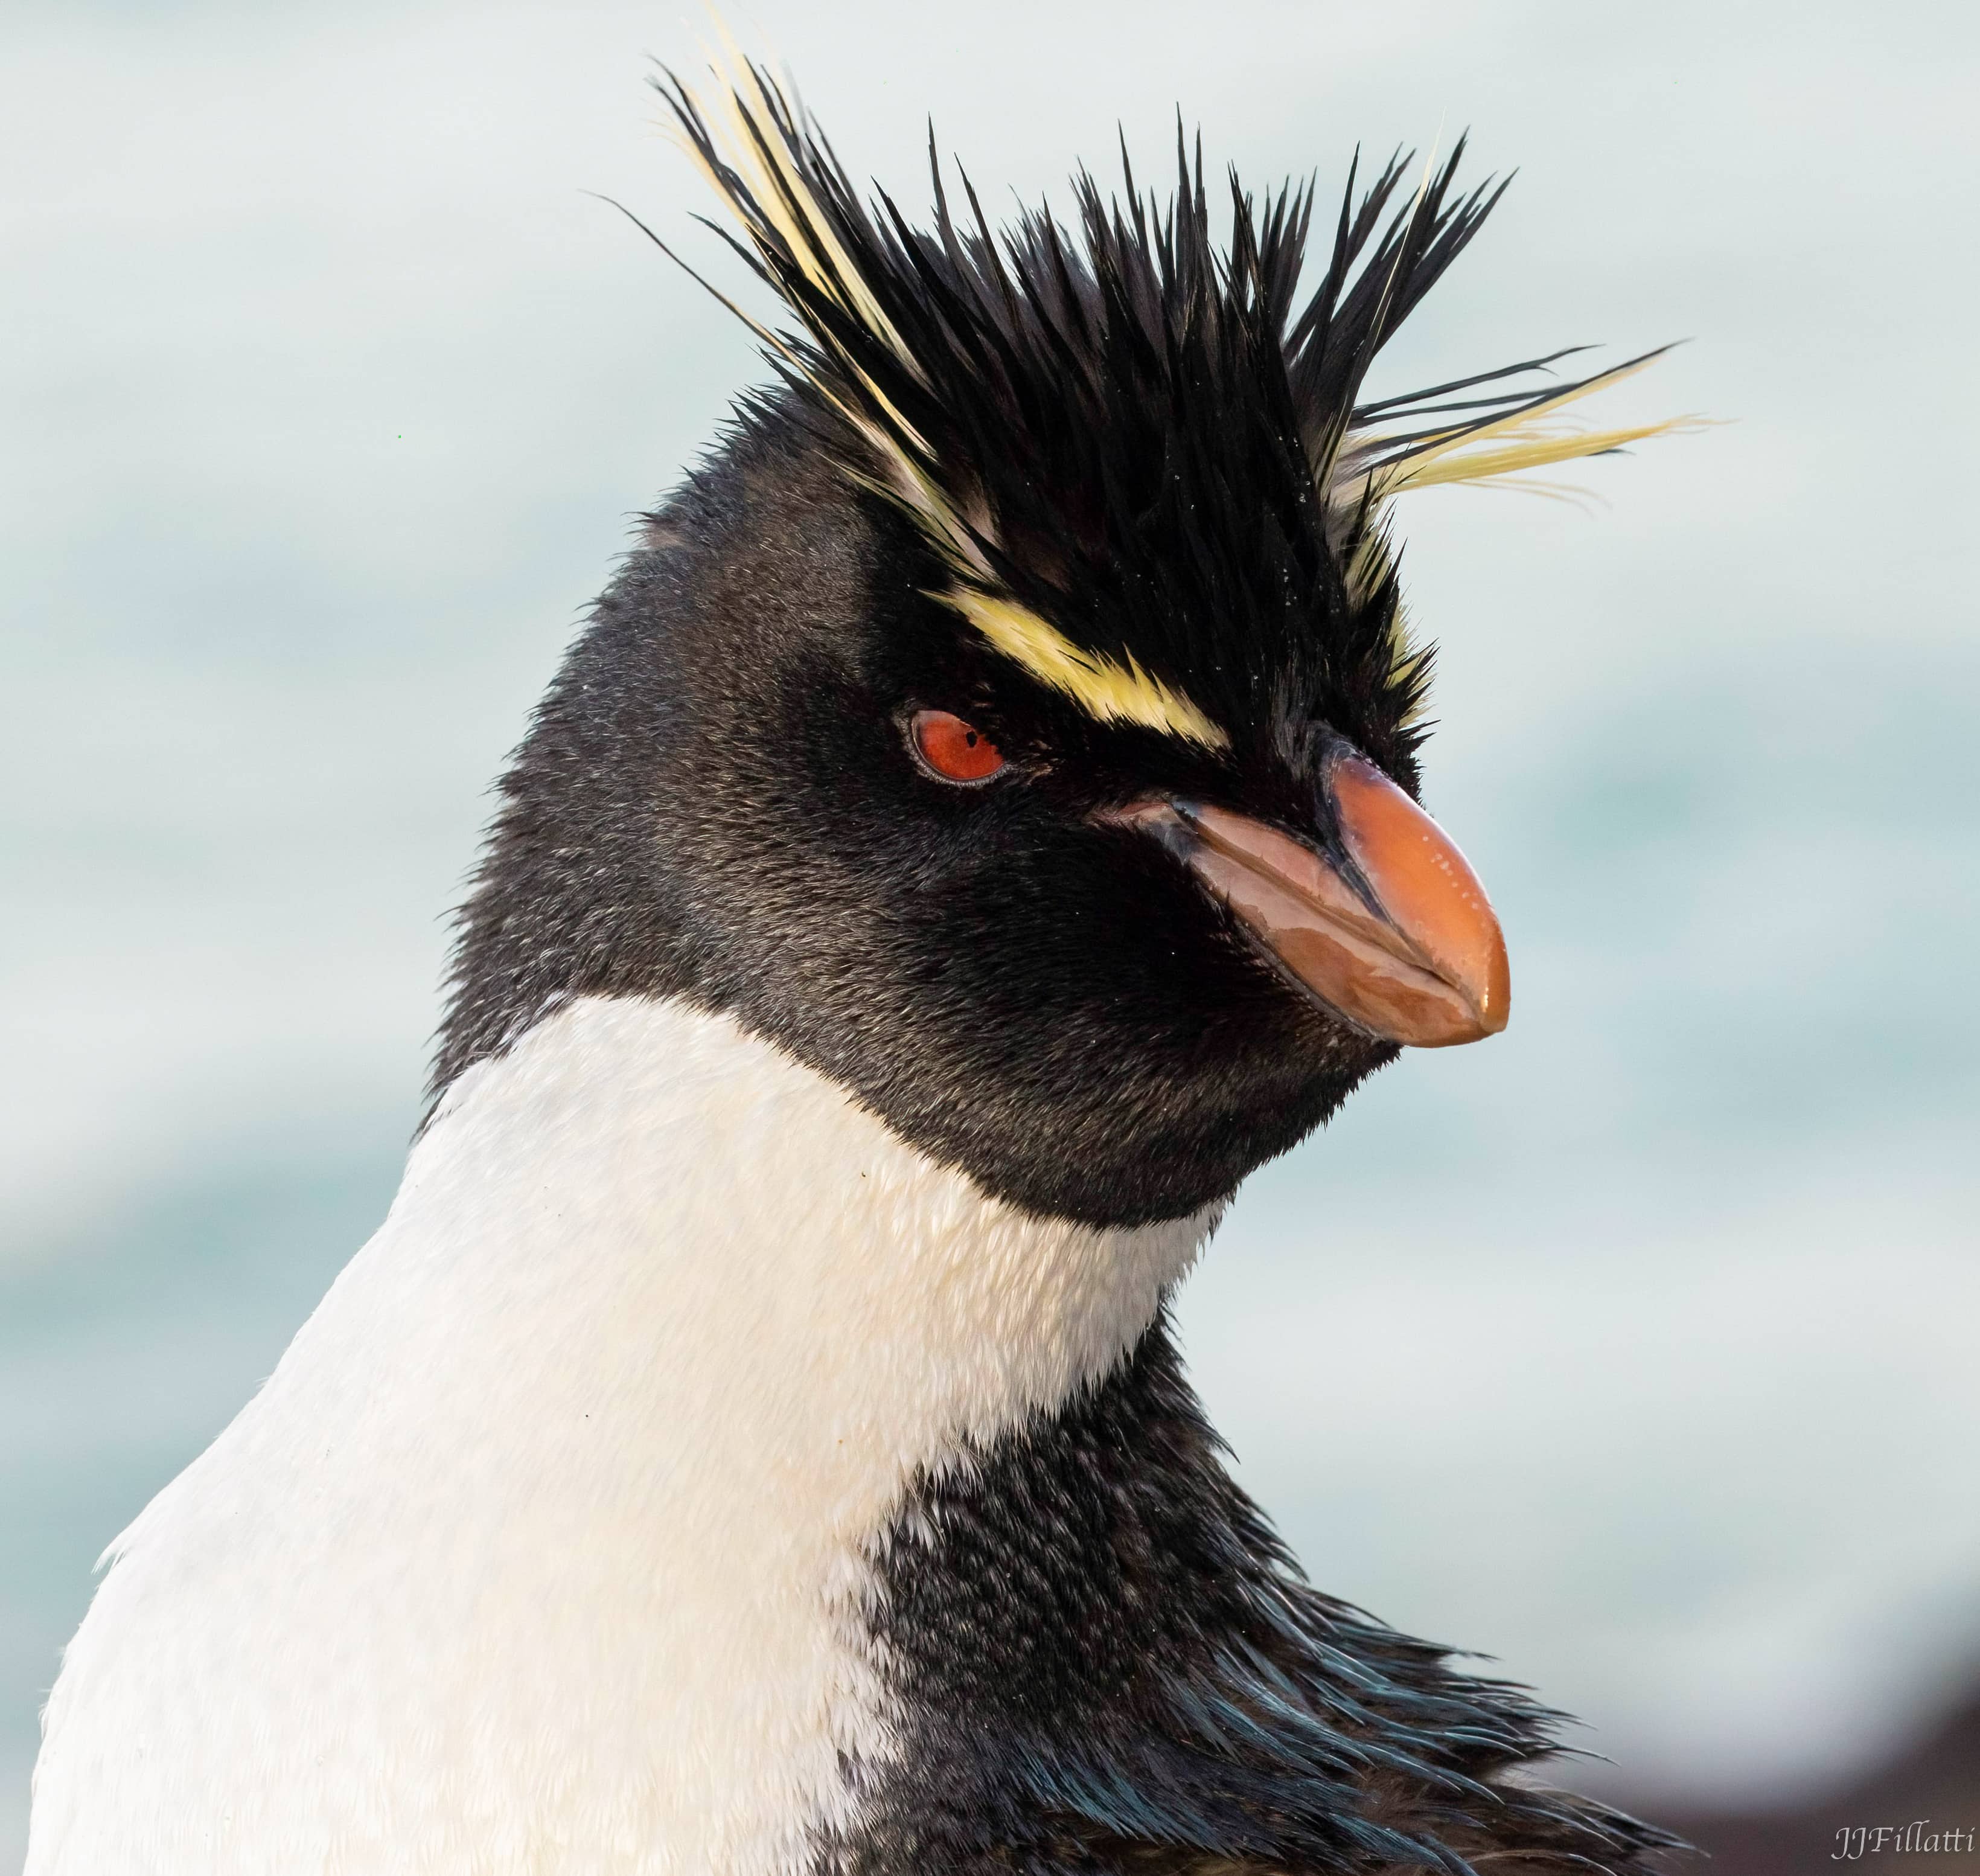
[5, 0, 1977, 1863]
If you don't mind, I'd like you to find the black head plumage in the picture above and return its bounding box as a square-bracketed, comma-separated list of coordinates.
[647, 56, 1679, 777]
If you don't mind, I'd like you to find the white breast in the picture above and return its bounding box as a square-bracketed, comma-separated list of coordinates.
[27, 996, 1213, 1875]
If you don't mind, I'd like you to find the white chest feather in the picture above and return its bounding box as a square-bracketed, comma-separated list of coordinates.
[28, 997, 1213, 1875]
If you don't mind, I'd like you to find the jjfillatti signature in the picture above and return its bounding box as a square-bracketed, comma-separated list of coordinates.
[1833, 1823, 1978, 1859]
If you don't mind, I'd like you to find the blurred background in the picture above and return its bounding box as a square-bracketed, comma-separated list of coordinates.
[4, 0, 1977, 1866]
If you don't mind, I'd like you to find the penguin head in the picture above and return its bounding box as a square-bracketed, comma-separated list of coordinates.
[438, 58, 1682, 1227]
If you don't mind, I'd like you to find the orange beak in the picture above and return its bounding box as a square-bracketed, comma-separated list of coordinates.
[1113, 751, 1510, 1048]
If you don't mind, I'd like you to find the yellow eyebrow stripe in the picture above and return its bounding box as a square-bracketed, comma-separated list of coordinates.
[942, 589, 1228, 750]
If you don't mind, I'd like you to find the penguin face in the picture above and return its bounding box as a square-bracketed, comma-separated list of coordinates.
[548, 452, 1503, 1230]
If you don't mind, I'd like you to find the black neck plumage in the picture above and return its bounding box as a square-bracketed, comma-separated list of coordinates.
[834, 1319, 1678, 1876]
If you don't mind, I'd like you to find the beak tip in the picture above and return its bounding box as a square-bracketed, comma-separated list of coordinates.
[1406, 993, 1507, 1049]
[1440, 940, 1510, 1045]
[1477, 949, 1512, 1036]
[1331, 754, 1512, 1052]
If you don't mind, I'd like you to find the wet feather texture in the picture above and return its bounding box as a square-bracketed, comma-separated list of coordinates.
[843, 1325, 1681, 1876]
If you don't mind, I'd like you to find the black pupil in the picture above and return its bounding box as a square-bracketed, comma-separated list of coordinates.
[963, 729, 978, 747]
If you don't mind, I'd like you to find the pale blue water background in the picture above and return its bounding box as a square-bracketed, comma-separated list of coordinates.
[5, 1, 1979, 1863]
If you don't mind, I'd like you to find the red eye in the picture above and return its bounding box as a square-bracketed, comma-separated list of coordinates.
[910, 709, 1006, 784]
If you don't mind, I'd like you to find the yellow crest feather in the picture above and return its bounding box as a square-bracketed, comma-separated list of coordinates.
[1344, 354, 1703, 504]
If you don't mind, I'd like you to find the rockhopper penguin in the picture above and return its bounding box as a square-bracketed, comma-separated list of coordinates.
[27, 51, 1690, 1876]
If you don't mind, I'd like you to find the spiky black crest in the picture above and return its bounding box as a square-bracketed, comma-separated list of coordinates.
[643, 54, 1681, 768]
